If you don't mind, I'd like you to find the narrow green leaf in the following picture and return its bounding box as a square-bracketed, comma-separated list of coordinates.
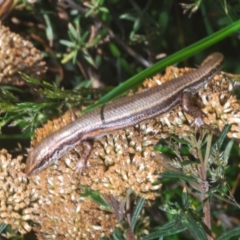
[157, 171, 197, 183]
[81, 189, 110, 209]
[119, 14, 137, 21]
[72, 50, 78, 64]
[210, 124, 231, 153]
[113, 227, 125, 240]
[133, 18, 140, 32]
[61, 50, 77, 64]
[184, 213, 207, 240]
[0, 223, 7, 233]
[82, 50, 95, 67]
[68, 22, 79, 41]
[20, 73, 54, 88]
[131, 197, 145, 230]
[217, 226, 240, 240]
[59, 39, 76, 48]
[0, 88, 19, 102]
[181, 188, 188, 207]
[81, 31, 90, 44]
[171, 135, 190, 145]
[99, 7, 109, 13]
[193, 203, 204, 214]
[154, 144, 174, 154]
[141, 219, 186, 240]
[109, 43, 121, 57]
[180, 160, 199, 167]
[223, 139, 234, 164]
[43, 13, 54, 42]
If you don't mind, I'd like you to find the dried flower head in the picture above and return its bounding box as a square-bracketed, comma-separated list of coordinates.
[79, 125, 163, 200]
[0, 149, 39, 235]
[29, 158, 118, 239]
[0, 23, 46, 85]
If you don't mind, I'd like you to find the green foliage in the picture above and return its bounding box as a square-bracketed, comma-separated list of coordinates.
[142, 191, 208, 240]
[0, 74, 107, 134]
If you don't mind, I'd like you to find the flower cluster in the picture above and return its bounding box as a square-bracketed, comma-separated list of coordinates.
[0, 149, 39, 235]
[0, 23, 46, 85]
[31, 166, 117, 239]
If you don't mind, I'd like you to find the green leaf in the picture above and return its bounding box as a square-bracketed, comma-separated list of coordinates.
[0, 88, 18, 102]
[184, 213, 207, 240]
[109, 43, 121, 57]
[99, 7, 109, 13]
[217, 226, 240, 240]
[171, 135, 190, 145]
[119, 13, 137, 21]
[43, 13, 54, 43]
[131, 197, 145, 230]
[112, 227, 125, 240]
[81, 31, 90, 44]
[223, 139, 234, 165]
[81, 188, 110, 209]
[61, 50, 78, 64]
[20, 73, 54, 89]
[155, 144, 174, 154]
[59, 39, 76, 48]
[0, 223, 7, 233]
[141, 219, 186, 239]
[181, 188, 188, 207]
[210, 124, 231, 154]
[68, 22, 80, 42]
[157, 171, 198, 184]
[180, 160, 199, 167]
[133, 18, 140, 32]
[82, 50, 95, 67]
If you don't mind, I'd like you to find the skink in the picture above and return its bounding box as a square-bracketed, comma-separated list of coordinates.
[25, 52, 224, 175]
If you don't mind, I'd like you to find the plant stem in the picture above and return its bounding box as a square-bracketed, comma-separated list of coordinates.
[197, 133, 213, 240]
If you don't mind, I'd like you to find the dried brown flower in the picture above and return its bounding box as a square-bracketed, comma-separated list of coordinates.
[0, 149, 39, 235]
[0, 23, 46, 85]
[29, 159, 117, 239]
[79, 126, 163, 200]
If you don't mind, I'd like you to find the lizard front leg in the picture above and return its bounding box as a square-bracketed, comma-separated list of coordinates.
[74, 139, 94, 172]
